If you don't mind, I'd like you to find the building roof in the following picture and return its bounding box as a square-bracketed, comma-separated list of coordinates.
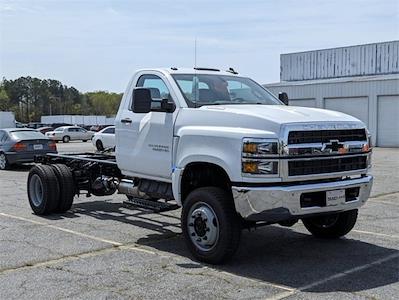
[265, 73, 399, 87]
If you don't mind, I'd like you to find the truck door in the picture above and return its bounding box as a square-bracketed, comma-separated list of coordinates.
[116, 73, 177, 180]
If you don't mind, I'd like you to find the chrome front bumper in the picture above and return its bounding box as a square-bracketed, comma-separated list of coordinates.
[232, 175, 373, 222]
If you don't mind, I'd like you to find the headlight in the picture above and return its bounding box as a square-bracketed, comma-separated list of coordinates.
[242, 138, 278, 157]
[242, 138, 279, 176]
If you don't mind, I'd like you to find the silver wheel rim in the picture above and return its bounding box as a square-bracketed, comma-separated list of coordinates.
[187, 202, 219, 252]
[0, 154, 6, 169]
[29, 174, 44, 207]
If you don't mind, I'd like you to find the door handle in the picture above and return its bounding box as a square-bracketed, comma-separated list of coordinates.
[121, 118, 132, 124]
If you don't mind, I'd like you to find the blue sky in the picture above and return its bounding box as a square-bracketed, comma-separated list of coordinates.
[1, 0, 398, 92]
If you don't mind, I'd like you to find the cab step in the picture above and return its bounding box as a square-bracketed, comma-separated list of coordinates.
[123, 197, 179, 212]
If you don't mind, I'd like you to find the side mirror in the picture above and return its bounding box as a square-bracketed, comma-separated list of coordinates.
[161, 99, 176, 112]
[278, 92, 289, 105]
[132, 88, 151, 113]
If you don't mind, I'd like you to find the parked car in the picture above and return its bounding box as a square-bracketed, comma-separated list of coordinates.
[90, 125, 110, 132]
[27, 123, 47, 129]
[0, 128, 57, 170]
[50, 123, 72, 129]
[45, 126, 94, 143]
[37, 127, 55, 135]
[92, 126, 115, 150]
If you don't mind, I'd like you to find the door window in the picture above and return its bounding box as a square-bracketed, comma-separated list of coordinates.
[103, 127, 115, 134]
[136, 74, 172, 110]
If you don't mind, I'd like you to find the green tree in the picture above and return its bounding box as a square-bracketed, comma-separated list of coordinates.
[0, 86, 11, 110]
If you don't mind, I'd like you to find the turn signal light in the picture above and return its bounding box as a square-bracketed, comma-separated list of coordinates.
[12, 142, 27, 151]
[242, 161, 259, 173]
[362, 144, 370, 152]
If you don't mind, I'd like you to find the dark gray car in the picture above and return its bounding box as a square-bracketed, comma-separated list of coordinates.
[0, 128, 57, 170]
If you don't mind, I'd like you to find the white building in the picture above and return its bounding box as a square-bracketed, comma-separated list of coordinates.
[41, 115, 115, 126]
[265, 41, 399, 147]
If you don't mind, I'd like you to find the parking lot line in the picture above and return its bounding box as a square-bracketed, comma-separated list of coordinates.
[0, 247, 117, 275]
[352, 229, 399, 240]
[0, 212, 123, 246]
[369, 199, 399, 206]
[266, 252, 399, 300]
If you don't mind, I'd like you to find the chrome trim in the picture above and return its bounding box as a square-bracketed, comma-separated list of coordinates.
[232, 175, 373, 220]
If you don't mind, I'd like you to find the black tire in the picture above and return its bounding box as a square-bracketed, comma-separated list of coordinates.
[82, 140, 87, 142]
[0, 152, 10, 170]
[96, 140, 104, 151]
[181, 187, 241, 264]
[27, 165, 60, 215]
[62, 136, 70, 143]
[302, 209, 358, 239]
[51, 164, 75, 213]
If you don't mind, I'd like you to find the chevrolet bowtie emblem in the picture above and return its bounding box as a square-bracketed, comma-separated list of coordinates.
[322, 140, 347, 153]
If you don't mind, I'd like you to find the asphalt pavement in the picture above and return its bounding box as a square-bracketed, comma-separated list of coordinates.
[0, 142, 398, 299]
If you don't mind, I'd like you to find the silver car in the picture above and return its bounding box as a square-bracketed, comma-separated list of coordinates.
[45, 126, 94, 143]
[0, 128, 57, 170]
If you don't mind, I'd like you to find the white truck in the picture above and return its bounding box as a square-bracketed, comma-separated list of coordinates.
[27, 67, 373, 264]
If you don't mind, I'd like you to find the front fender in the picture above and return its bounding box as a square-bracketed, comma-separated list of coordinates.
[172, 134, 241, 205]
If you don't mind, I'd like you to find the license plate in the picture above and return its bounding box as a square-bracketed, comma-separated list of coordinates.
[33, 144, 43, 150]
[326, 189, 345, 206]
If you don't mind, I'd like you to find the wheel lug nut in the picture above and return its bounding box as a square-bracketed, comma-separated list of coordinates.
[197, 238, 201, 242]
[191, 233, 195, 236]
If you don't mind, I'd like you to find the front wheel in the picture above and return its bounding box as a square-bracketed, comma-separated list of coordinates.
[0, 153, 10, 170]
[302, 209, 358, 239]
[181, 187, 241, 264]
[62, 136, 70, 143]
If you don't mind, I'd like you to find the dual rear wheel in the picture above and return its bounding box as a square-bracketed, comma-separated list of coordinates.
[28, 164, 75, 215]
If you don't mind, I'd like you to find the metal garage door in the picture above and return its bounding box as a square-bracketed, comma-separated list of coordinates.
[289, 98, 316, 108]
[377, 95, 399, 147]
[324, 97, 369, 126]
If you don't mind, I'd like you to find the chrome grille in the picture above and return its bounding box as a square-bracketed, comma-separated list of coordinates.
[284, 127, 370, 178]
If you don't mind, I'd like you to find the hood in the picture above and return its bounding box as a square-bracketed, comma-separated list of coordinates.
[175, 104, 365, 139]
[201, 105, 362, 124]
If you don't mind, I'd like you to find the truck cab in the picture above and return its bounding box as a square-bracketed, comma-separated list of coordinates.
[27, 67, 373, 264]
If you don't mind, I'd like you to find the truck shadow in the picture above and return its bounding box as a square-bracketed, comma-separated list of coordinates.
[49, 199, 398, 294]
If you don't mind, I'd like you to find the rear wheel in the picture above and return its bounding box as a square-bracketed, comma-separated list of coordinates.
[182, 187, 241, 264]
[27, 165, 60, 215]
[302, 209, 358, 239]
[82, 140, 87, 142]
[96, 140, 104, 151]
[62, 136, 70, 143]
[0, 153, 10, 170]
[51, 164, 75, 213]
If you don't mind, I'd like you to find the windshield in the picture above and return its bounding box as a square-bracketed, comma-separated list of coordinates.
[172, 74, 282, 107]
[10, 130, 46, 140]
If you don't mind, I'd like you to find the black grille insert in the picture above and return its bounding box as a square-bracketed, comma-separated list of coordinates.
[288, 156, 367, 176]
[288, 129, 366, 144]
